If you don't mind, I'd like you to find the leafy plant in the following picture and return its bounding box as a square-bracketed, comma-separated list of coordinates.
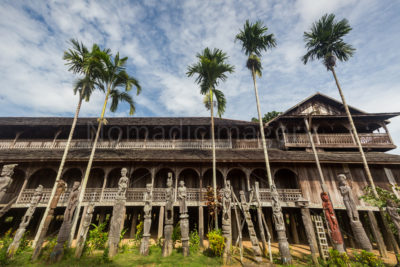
[353, 250, 384, 267]
[207, 229, 224, 257]
[360, 186, 400, 208]
[0, 229, 13, 265]
[86, 220, 109, 254]
[39, 235, 57, 261]
[16, 230, 30, 255]
[135, 220, 143, 241]
[324, 249, 350, 267]
[189, 228, 200, 252]
[172, 221, 181, 246]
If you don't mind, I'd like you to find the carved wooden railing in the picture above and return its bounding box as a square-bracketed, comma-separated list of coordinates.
[15, 187, 301, 205]
[258, 188, 302, 202]
[0, 138, 281, 150]
[284, 133, 394, 148]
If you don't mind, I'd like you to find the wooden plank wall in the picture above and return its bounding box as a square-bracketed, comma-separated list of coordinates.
[277, 162, 393, 209]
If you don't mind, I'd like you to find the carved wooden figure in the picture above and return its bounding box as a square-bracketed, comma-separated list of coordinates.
[140, 183, 153, 256]
[178, 180, 189, 256]
[222, 180, 232, 264]
[271, 184, 292, 263]
[108, 168, 129, 258]
[7, 185, 43, 258]
[295, 197, 319, 265]
[321, 192, 345, 252]
[162, 173, 174, 257]
[50, 181, 81, 262]
[75, 203, 95, 258]
[0, 164, 17, 202]
[337, 174, 372, 251]
[32, 179, 66, 261]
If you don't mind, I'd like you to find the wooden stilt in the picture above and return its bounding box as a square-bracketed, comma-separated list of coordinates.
[367, 211, 387, 258]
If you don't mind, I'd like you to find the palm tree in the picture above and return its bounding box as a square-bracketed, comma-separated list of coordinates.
[302, 13, 399, 254]
[32, 40, 103, 248]
[69, 49, 141, 243]
[235, 20, 291, 264]
[187, 48, 234, 230]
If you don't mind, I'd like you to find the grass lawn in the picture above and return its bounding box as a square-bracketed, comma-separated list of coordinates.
[7, 246, 224, 267]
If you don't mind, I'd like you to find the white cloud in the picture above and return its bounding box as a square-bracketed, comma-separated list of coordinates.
[0, 0, 399, 153]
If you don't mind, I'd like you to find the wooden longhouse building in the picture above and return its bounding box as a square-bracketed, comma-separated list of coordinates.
[1, 92, 400, 251]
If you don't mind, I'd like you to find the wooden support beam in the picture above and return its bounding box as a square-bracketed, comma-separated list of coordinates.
[158, 206, 164, 240]
[130, 209, 138, 238]
[367, 211, 387, 258]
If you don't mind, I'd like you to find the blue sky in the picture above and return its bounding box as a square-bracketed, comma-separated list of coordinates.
[0, 0, 399, 153]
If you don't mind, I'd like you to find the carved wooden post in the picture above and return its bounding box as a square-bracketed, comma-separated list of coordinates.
[158, 206, 164, 240]
[271, 185, 292, 263]
[162, 173, 174, 257]
[50, 181, 81, 263]
[367, 210, 387, 257]
[31, 179, 66, 261]
[289, 213, 300, 244]
[108, 168, 129, 258]
[178, 180, 189, 256]
[295, 197, 319, 265]
[337, 174, 372, 251]
[222, 180, 232, 264]
[239, 190, 262, 262]
[0, 164, 18, 203]
[8, 185, 43, 258]
[199, 172, 204, 247]
[75, 203, 95, 258]
[140, 183, 153, 256]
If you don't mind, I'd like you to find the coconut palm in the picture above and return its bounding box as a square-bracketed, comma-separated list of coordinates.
[187, 48, 234, 230]
[302, 13, 399, 253]
[236, 20, 291, 263]
[32, 40, 105, 248]
[69, 49, 141, 243]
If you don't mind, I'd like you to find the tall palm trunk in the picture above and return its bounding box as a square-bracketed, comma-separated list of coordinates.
[330, 67, 400, 254]
[251, 67, 291, 263]
[33, 93, 84, 248]
[68, 86, 111, 245]
[209, 89, 218, 230]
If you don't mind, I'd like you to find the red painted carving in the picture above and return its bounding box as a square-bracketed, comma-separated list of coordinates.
[321, 192, 343, 244]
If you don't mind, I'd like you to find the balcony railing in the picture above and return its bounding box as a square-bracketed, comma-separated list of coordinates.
[15, 187, 302, 205]
[284, 133, 394, 149]
[0, 138, 281, 150]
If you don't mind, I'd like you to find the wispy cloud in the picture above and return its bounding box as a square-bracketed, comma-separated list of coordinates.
[0, 0, 399, 153]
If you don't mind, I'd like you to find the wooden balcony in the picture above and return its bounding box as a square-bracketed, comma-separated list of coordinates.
[284, 133, 395, 150]
[0, 138, 281, 150]
[14, 187, 302, 207]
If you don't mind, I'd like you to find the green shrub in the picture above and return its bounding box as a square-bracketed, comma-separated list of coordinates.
[16, 231, 30, 255]
[353, 250, 384, 267]
[0, 229, 13, 265]
[189, 228, 200, 252]
[324, 249, 350, 267]
[40, 235, 57, 261]
[86, 220, 108, 254]
[207, 229, 224, 257]
[135, 221, 143, 240]
[172, 222, 181, 246]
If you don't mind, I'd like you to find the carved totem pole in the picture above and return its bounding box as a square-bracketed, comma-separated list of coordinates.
[386, 199, 400, 242]
[295, 197, 319, 265]
[7, 185, 43, 258]
[108, 168, 129, 258]
[32, 179, 67, 261]
[271, 185, 292, 263]
[321, 192, 345, 252]
[50, 181, 81, 262]
[140, 183, 153, 255]
[0, 164, 17, 202]
[178, 180, 189, 256]
[338, 174, 372, 251]
[162, 173, 174, 257]
[239, 190, 262, 262]
[75, 203, 95, 258]
[222, 180, 232, 264]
